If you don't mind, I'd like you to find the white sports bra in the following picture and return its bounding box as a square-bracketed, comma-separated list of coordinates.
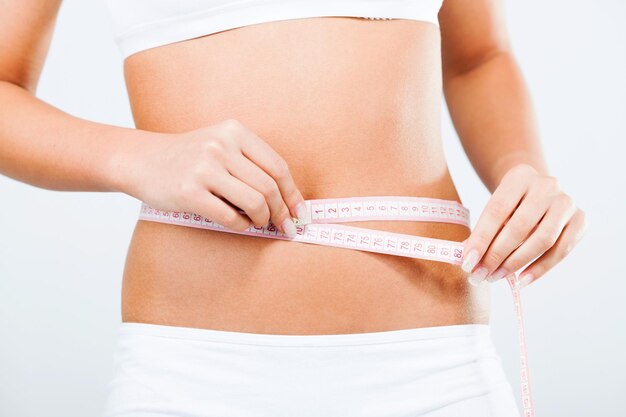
[106, 0, 444, 60]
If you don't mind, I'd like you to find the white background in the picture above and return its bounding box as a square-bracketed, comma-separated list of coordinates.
[1, 1, 624, 416]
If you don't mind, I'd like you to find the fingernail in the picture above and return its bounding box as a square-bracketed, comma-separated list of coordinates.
[282, 218, 297, 238]
[468, 266, 488, 286]
[486, 267, 509, 283]
[462, 249, 479, 272]
[518, 273, 534, 289]
[295, 201, 307, 220]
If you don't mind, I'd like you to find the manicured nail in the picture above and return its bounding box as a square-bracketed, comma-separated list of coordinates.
[486, 267, 509, 283]
[462, 249, 479, 272]
[468, 266, 489, 286]
[282, 217, 297, 238]
[518, 273, 534, 289]
[295, 201, 307, 220]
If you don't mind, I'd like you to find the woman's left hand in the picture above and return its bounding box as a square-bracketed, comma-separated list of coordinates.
[461, 163, 587, 288]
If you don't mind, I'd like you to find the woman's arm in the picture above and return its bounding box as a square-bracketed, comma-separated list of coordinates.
[439, 0, 549, 192]
[0, 78, 155, 193]
[439, 0, 587, 287]
[0, 0, 306, 236]
[0, 0, 134, 192]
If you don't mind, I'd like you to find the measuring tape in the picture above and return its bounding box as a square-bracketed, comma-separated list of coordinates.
[138, 195, 534, 417]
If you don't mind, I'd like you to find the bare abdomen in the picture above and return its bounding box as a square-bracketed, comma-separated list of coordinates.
[119, 17, 490, 334]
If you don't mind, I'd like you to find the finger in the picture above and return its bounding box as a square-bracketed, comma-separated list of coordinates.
[462, 172, 528, 274]
[207, 171, 272, 230]
[487, 194, 578, 282]
[225, 153, 288, 228]
[514, 208, 587, 289]
[477, 187, 553, 282]
[187, 191, 253, 232]
[236, 125, 306, 218]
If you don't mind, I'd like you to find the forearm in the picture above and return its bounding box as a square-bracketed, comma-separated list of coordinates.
[0, 80, 150, 194]
[443, 51, 550, 193]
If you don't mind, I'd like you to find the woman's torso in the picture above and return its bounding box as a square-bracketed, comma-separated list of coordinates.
[120, 17, 490, 335]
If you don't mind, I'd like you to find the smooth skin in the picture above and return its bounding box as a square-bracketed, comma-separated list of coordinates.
[0, 0, 586, 333]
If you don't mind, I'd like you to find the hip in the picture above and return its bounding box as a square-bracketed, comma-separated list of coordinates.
[103, 321, 518, 417]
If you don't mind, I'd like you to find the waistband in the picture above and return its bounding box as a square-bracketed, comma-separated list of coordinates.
[118, 322, 491, 347]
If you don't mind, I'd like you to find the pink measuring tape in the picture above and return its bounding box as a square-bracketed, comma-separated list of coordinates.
[138, 195, 535, 417]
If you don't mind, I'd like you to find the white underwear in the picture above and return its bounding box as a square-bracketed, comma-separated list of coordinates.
[102, 322, 521, 417]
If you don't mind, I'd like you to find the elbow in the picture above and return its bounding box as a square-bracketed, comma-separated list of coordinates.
[0, 67, 41, 95]
[442, 48, 515, 89]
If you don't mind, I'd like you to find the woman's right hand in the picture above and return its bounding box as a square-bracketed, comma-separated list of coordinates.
[117, 118, 306, 237]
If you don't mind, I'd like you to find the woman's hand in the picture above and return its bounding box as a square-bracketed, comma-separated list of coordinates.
[118, 119, 307, 237]
[461, 163, 587, 288]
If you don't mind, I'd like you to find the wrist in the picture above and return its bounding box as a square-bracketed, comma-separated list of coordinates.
[105, 128, 166, 198]
[488, 151, 549, 192]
